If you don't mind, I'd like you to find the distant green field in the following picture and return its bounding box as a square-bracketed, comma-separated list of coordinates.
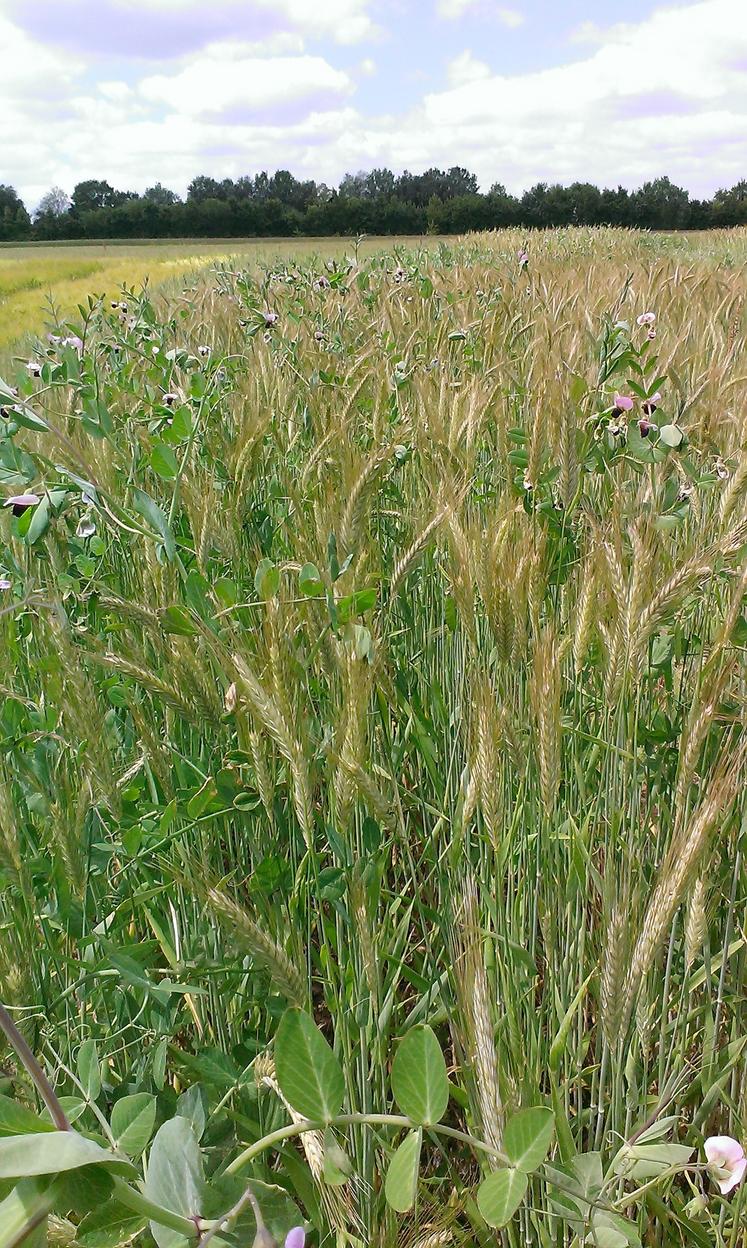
[0, 236, 432, 353]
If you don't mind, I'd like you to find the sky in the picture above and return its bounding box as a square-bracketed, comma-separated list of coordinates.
[1, 0, 746, 211]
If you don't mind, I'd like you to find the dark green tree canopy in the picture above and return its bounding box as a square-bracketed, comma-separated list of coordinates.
[3, 168, 745, 242]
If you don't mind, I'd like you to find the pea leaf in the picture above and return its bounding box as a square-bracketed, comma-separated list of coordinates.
[275, 1008, 345, 1123]
[144, 1117, 205, 1248]
[503, 1107, 555, 1173]
[391, 1025, 449, 1126]
[111, 1093, 157, 1157]
[477, 1168, 528, 1228]
[384, 1128, 422, 1212]
[0, 1133, 132, 1179]
[77, 1039, 101, 1102]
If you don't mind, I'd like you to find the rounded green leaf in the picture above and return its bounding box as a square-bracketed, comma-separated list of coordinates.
[144, 1117, 205, 1248]
[299, 563, 324, 597]
[477, 1167, 528, 1228]
[149, 443, 179, 480]
[255, 558, 280, 600]
[391, 1025, 449, 1126]
[0, 1095, 55, 1136]
[385, 1128, 422, 1213]
[275, 1008, 345, 1122]
[111, 1093, 157, 1157]
[0, 1132, 131, 1179]
[504, 1107, 555, 1173]
[658, 424, 683, 448]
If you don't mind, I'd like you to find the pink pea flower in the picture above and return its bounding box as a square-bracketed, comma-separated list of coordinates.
[0, 578, 11, 590]
[647, 328, 656, 340]
[641, 392, 661, 416]
[704, 1136, 747, 1195]
[4, 493, 40, 517]
[517, 248, 529, 268]
[162, 392, 179, 407]
[26, 361, 42, 377]
[637, 312, 656, 326]
[263, 311, 278, 328]
[285, 1229, 305, 1248]
[638, 418, 658, 438]
[613, 393, 634, 413]
[64, 335, 83, 352]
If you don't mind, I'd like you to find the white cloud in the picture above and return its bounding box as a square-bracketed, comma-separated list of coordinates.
[447, 51, 491, 86]
[140, 46, 353, 117]
[111, 0, 378, 44]
[437, 0, 473, 15]
[1, 0, 746, 209]
[437, 0, 524, 25]
[496, 8, 524, 29]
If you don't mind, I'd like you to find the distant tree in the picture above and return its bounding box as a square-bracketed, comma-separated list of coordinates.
[339, 171, 369, 199]
[18, 166, 736, 241]
[143, 182, 181, 206]
[712, 180, 747, 226]
[599, 185, 632, 226]
[566, 182, 603, 225]
[34, 187, 71, 220]
[630, 176, 691, 229]
[71, 179, 128, 214]
[187, 176, 226, 202]
[444, 166, 479, 197]
[0, 184, 31, 240]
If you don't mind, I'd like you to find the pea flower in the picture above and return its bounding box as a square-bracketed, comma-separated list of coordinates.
[162, 392, 179, 407]
[198, 345, 211, 357]
[638, 418, 658, 438]
[637, 312, 656, 326]
[641, 392, 661, 416]
[4, 493, 39, 516]
[26, 361, 42, 377]
[63, 335, 83, 352]
[715, 458, 729, 480]
[76, 516, 96, 539]
[647, 327, 656, 340]
[517, 248, 529, 268]
[263, 311, 278, 328]
[704, 1136, 747, 1194]
[285, 1229, 305, 1248]
[0, 578, 11, 590]
[612, 393, 634, 414]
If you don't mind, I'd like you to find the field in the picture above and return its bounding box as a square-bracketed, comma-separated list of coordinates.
[0, 226, 746, 1248]
[0, 238, 432, 354]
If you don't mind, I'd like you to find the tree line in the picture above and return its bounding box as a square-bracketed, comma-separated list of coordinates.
[1, 168, 746, 242]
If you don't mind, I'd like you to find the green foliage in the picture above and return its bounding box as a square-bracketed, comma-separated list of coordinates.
[384, 1128, 422, 1212]
[144, 1118, 205, 1248]
[477, 1168, 529, 1228]
[390, 1025, 450, 1125]
[504, 1107, 555, 1172]
[274, 1008, 345, 1122]
[0, 231, 745, 1247]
